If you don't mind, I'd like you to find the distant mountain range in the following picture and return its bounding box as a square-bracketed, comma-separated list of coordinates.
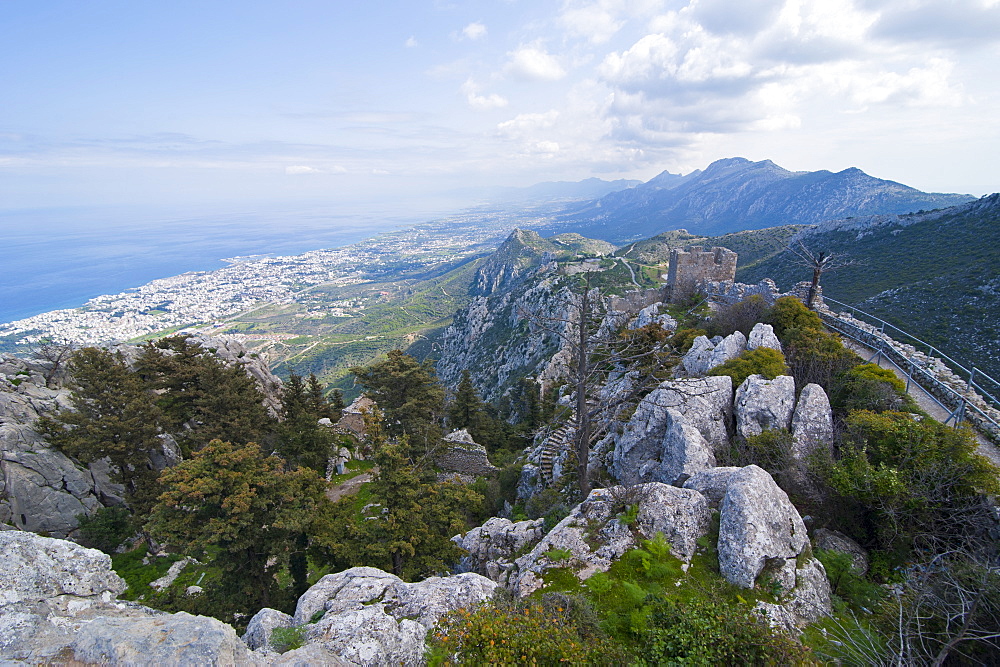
[546, 157, 975, 243]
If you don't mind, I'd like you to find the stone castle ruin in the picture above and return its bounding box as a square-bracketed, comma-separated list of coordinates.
[667, 246, 738, 304]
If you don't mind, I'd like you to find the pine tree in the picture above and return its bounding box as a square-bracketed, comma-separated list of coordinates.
[448, 370, 486, 433]
[37, 347, 163, 516]
[276, 372, 335, 473]
[350, 349, 445, 457]
[148, 439, 329, 613]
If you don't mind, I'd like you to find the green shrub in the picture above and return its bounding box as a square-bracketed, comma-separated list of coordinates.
[719, 429, 796, 493]
[76, 506, 134, 554]
[830, 363, 917, 414]
[822, 410, 1000, 556]
[668, 327, 707, 354]
[642, 596, 810, 665]
[814, 549, 883, 614]
[768, 295, 823, 339]
[427, 592, 624, 665]
[269, 625, 307, 653]
[709, 347, 789, 388]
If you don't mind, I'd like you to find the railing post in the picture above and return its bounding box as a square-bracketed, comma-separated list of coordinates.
[968, 367, 977, 392]
[906, 358, 914, 393]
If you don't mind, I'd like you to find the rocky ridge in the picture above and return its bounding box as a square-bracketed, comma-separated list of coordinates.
[0, 336, 282, 537]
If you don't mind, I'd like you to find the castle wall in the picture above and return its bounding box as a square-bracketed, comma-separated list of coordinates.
[667, 246, 738, 303]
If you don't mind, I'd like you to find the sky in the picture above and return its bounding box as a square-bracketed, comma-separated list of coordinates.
[2, 0, 999, 217]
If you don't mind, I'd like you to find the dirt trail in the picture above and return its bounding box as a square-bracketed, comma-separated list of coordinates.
[326, 467, 377, 502]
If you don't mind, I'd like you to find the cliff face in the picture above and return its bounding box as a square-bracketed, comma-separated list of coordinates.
[0, 336, 282, 537]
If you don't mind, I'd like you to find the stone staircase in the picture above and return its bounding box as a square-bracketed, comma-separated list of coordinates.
[538, 420, 574, 483]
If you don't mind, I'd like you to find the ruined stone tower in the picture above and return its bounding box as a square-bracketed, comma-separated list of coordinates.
[667, 246, 738, 303]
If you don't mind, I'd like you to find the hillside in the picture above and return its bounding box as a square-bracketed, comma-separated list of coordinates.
[544, 157, 973, 243]
[735, 194, 1000, 379]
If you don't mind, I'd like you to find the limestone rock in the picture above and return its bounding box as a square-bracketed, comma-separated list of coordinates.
[791, 383, 834, 459]
[681, 331, 747, 376]
[294, 567, 497, 666]
[747, 323, 782, 352]
[755, 558, 832, 631]
[243, 607, 294, 651]
[612, 377, 732, 483]
[511, 483, 710, 596]
[0, 532, 257, 665]
[454, 517, 545, 584]
[717, 465, 809, 589]
[734, 375, 796, 438]
[630, 303, 678, 331]
[814, 528, 869, 575]
[0, 531, 125, 604]
[611, 390, 717, 486]
[682, 466, 742, 507]
[70, 612, 255, 665]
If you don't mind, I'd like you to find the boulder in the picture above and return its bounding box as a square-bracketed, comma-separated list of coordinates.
[717, 465, 809, 589]
[295, 567, 497, 666]
[0, 531, 125, 604]
[612, 377, 732, 482]
[747, 323, 782, 352]
[814, 528, 869, 575]
[631, 303, 678, 331]
[755, 558, 832, 630]
[243, 607, 294, 652]
[0, 532, 257, 665]
[511, 483, 710, 596]
[682, 466, 742, 507]
[681, 331, 747, 376]
[790, 384, 834, 459]
[453, 517, 546, 584]
[611, 397, 716, 486]
[734, 375, 796, 438]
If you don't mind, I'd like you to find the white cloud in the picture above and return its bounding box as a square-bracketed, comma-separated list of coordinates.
[405, 36, 418, 48]
[504, 46, 567, 81]
[285, 165, 321, 175]
[559, 4, 624, 44]
[497, 110, 560, 138]
[462, 22, 487, 40]
[462, 79, 509, 110]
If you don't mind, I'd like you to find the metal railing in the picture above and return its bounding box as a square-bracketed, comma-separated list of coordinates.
[820, 296, 1000, 439]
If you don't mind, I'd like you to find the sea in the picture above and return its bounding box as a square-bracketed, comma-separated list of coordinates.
[0, 203, 441, 325]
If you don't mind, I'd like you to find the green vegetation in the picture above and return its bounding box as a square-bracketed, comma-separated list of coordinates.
[709, 347, 789, 387]
[429, 533, 808, 664]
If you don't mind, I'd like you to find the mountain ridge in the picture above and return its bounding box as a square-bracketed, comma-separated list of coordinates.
[548, 157, 974, 242]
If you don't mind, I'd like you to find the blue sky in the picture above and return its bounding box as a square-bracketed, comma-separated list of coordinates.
[2, 0, 998, 214]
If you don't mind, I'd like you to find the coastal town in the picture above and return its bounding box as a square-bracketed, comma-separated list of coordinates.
[0, 211, 520, 349]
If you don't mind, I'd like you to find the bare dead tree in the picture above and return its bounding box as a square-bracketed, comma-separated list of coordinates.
[31, 340, 76, 388]
[788, 240, 855, 309]
[518, 270, 681, 495]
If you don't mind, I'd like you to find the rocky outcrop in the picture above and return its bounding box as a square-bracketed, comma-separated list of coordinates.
[734, 375, 796, 438]
[610, 399, 716, 486]
[755, 557, 833, 631]
[747, 323, 782, 352]
[790, 383, 834, 459]
[717, 465, 808, 590]
[681, 331, 748, 376]
[629, 302, 678, 331]
[2, 532, 498, 666]
[453, 517, 546, 584]
[510, 484, 710, 596]
[0, 379, 122, 536]
[0, 531, 256, 664]
[286, 567, 498, 666]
